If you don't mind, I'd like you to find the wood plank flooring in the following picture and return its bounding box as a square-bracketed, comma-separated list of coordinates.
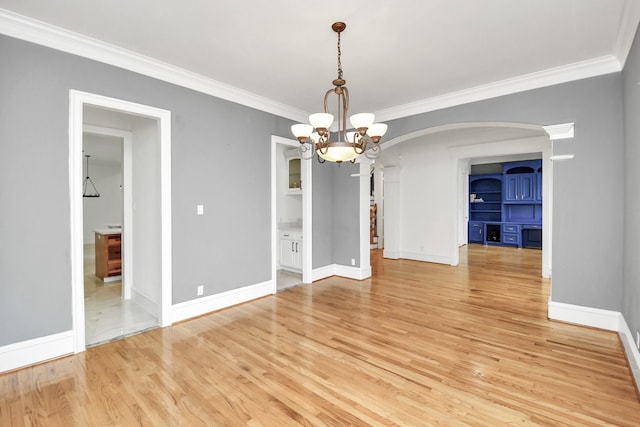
[1, 245, 639, 426]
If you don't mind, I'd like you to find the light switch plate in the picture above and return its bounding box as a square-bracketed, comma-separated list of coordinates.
[197, 205, 204, 215]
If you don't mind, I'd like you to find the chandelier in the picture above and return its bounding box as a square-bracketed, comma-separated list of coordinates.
[290, 22, 388, 163]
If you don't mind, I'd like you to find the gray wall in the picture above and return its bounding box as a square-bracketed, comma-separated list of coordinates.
[0, 29, 630, 347]
[623, 26, 640, 341]
[311, 160, 361, 269]
[382, 73, 625, 312]
[332, 162, 360, 267]
[0, 34, 295, 346]
[312, 160, 334, 269]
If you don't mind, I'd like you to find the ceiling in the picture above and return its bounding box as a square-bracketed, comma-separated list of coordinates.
[83, 133, 122, 165]
[0, 1, 638, 123]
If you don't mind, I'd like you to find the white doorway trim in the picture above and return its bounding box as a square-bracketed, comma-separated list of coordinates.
[69, 90, 172, 353]
[271, 135, 312, 287]
[83, 124, 133, 299]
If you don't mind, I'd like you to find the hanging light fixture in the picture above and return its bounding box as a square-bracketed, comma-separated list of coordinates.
[291, 22, 388, 164]
[82, 154, 100, 198]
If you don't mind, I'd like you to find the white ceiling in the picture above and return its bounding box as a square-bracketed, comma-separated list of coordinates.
[83, 133, 122, 165]
[0, 0, 638, 122]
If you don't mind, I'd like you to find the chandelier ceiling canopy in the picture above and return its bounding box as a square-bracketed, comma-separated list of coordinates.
[291, 22, 388, 164]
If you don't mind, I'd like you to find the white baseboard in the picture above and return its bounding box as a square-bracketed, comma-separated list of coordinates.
[399, 251, 451, 265]
[103, 275, 122, 283]
[334, 264, 372, 280]
[547, 300, 620, 331]
[383, 250, 399, 259]
[312, 264, 371, 281]
[542, 263, 552, 278]
[312, 265, 336, 281]
[382, 250, 451, 265]
[171, 279, 273, 323]
[548, 299, 640, 392]
[132, 288, 158, 317]
[0, 331, 73, 373]
[619, 315, 640, 391]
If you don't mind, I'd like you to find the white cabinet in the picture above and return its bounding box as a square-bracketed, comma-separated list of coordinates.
[279, 230, 302, 271]
[285, 152, 302, 195]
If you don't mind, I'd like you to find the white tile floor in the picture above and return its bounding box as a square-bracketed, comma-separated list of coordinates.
[84, 244, 158, 347]
[277, 269, 303, 291]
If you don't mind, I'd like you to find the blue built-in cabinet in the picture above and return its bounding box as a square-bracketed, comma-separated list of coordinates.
[468, 160, 542, 248]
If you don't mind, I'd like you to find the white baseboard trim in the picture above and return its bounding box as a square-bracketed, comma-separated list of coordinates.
[132, 288, 158, 317]
[548, 300, 640, 392]
[311, 264, 371, 282]
[547, 300, 620, 331]
[619, 315, 640, 390]
[312, 264, 372, 281]
[334, 264, 372, 280]
[382, 250, 451, 265]
[542, 264, 552, 278]
[0, 330, 73, 373]
[383, 250, 399, 259]
[400, 251, 451, 265]
[312, 265, 336, 281]
[171, 279, 273, 323]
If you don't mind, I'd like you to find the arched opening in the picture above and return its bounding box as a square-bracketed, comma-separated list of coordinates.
[373, 122, 554, 278]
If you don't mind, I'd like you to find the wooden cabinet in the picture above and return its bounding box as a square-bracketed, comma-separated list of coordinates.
[279, 230, 302, 272]
[95, 231, 122, 280]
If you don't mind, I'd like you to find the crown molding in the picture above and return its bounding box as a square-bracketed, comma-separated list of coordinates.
[543, 122, 575, 140]
[375, 55, 622, 122]
[614, 0, 640, 68]
[0, 9, 308, 123]
[1, 7, 636, 124]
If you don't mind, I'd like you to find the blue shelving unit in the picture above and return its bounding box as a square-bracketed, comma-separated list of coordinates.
[468, 160, 542, 248]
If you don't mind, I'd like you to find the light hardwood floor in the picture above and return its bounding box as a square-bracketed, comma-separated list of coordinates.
[1, 245, 639, 426]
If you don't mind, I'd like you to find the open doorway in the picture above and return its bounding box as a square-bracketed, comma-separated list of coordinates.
[82, 127, 158, 346]
[69, 91, 172, 353]
[271, 136, 312, 291]
[374, 122, 552, 278]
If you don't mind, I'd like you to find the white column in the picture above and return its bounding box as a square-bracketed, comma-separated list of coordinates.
[383, 167, 400, 259]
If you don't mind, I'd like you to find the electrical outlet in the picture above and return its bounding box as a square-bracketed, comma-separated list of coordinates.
[351, 258, 356, 266]
[197, 285, 204, 296]
[197, 205, 204, 215]
[636, 331, 640, 350]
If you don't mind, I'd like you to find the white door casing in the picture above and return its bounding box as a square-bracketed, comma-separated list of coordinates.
[69, 90, 172, 353]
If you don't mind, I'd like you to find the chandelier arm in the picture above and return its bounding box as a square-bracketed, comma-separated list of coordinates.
[317, 139, 330, 155]
[298, 142, 315, 160]
[323, 88, 335, 113]
[364, 144, 381, 160]
[342, 86, 349, 117]
[341, 91, 348, 140]
[351, 133, 366, 154]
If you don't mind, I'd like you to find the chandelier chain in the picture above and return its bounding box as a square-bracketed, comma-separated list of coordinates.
[337, 30, 343, 80]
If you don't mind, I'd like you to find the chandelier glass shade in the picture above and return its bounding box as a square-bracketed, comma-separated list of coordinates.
[291, 22, 388, 163]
